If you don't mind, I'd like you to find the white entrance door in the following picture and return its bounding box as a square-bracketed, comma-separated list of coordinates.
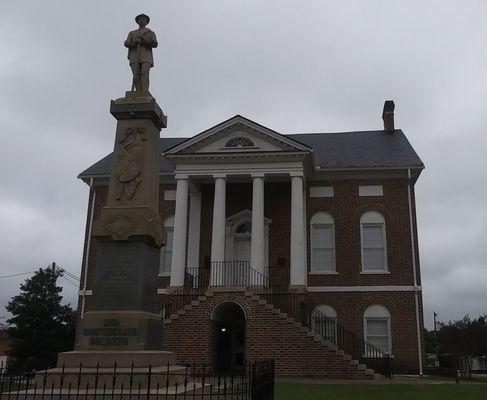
[235, 238, 251, 262]
[234, 237, 251, 285]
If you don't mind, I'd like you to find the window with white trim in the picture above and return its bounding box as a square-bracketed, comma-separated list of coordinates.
[311, 304, 337, 344]
[310, 212, 335, 273]
[360, 211, 387, 272]
[159, 216, 174, 276]
[364, 305, 391, 354]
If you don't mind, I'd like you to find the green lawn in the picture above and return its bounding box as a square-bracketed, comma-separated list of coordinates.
[275, 383, 487, 400]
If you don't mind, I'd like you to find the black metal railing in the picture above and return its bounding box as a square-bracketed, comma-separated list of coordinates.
[162, 261, 393, 378]
[309, 309, 394, 378]
[0, 359, 275, 400]
[183, 262, 289, 291]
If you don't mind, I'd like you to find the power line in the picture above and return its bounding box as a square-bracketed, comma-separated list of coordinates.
[60, 275, 79, 288]
[0, 271, 36, 279]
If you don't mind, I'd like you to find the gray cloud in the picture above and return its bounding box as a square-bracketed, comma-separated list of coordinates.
[1, 1, 486, 329]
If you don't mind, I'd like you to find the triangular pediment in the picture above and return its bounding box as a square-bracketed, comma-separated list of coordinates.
[164, 115, 312, 156]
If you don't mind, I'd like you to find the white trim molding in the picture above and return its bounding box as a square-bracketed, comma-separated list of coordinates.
[307, 285, 422, 293]
[359, 185, 384, 196]
[310, 186, 334, 198]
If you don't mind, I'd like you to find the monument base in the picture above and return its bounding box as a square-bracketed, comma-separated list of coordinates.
[77, 310, 163, 351]
[35, 351, 186, 389]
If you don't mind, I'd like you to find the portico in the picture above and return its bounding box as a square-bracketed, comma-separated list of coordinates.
[168, 170, 307, 288]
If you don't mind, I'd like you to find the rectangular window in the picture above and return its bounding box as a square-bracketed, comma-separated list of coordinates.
[366, 318, 390, 353]
[362, 224, 386, 271]
[159, 229, 173, 275]
[311, 225, 334, 272]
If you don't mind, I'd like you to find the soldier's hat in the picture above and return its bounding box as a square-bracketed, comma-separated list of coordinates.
[135, 14, 150, 24]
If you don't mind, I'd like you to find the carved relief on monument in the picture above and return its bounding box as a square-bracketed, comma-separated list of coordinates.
[148, 215, 165, 247]
[103, 215, 138, 240]
[115, 127, 147, 200]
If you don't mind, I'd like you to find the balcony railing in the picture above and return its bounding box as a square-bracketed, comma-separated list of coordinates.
[184, 262, 289, 290]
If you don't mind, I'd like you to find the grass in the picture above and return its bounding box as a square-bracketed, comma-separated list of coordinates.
[275, 383, 487, 400]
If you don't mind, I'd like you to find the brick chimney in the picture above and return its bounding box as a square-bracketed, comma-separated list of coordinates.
[382, 100, 395, 132]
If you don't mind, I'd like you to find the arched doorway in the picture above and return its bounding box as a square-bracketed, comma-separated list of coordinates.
[212, 302, 246, 372]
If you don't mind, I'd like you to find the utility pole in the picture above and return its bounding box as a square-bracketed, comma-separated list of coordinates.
[433, 311, 439, 367]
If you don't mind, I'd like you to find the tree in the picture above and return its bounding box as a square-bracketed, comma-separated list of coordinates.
[5, 265, 75, 371]
[437, 314, 487, 357]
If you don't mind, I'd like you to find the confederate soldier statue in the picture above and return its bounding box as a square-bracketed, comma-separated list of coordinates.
[125, 14, 158, 92]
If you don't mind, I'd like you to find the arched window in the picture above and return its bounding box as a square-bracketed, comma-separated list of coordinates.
[225, 136, 255, 148]
[310, 212, 335, 273]
[360, 211, 387, 272]
[159, 216, 174, 276]
[364, 305, 391, 354]
[311, 305, 337, 344]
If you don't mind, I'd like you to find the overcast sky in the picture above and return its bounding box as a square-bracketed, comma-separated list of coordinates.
[1, 1, 486, 329]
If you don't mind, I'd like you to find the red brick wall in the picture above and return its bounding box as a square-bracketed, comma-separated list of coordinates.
[308, 291, 423, 373]
[80, 179, 422, 290]
[77, 178, 424, 373]
[163, 293, 372, 378]
[306, 179, 420, 287]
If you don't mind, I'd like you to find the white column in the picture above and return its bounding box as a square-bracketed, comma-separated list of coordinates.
[186, 191, 201, 269]
[290, 173, 306, 287]
[211, 175, 226, 263]
[250, 173, 265, 276]
[170, 176, 189, 287]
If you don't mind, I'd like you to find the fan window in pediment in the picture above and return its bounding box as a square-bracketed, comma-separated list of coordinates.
[225, 136, 255, 148]
[236, 221, 252, 234]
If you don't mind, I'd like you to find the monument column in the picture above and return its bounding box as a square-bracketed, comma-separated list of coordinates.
[170, 175, 189, 287]
[77, 92, 167, 351]
[250, 173, 265, 276]
[42, 15, 182, 387]
[290, 172, 306, 287]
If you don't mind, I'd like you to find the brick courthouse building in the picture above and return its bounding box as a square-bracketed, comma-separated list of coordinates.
[78, 102, 425, 378]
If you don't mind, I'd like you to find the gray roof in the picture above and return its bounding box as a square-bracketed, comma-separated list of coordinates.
[288, 130, 424, 170]
[78, 130, 423, 179]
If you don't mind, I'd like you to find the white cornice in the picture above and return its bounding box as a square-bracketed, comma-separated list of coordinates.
[307, 285, 422, 292]
[165, 151, 310, 162]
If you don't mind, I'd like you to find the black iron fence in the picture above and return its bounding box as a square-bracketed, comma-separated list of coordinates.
[0, 359, 274, 400]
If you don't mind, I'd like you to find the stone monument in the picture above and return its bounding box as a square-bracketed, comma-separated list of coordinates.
[40, 14, 177, 383]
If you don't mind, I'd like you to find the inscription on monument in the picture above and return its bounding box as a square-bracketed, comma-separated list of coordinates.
[93, 241, 159, 312]
[83, 319, 139, 346]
